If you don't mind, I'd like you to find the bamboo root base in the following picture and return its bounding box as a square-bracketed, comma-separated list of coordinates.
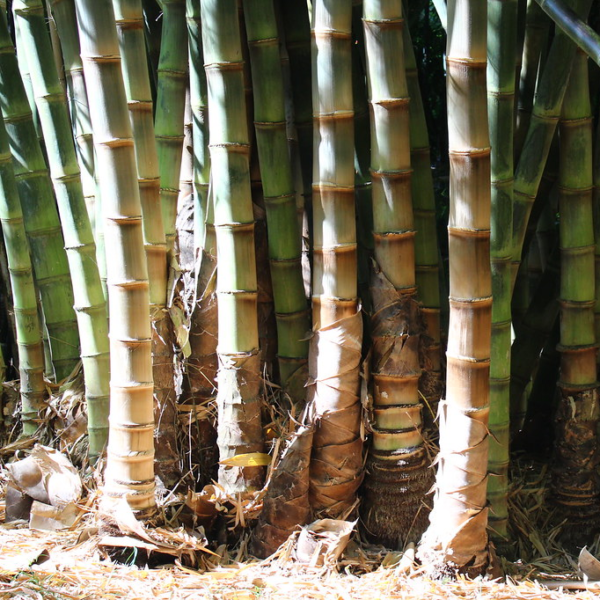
[361, 447, 433, 549]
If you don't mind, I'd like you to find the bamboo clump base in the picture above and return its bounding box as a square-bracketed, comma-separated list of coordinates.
[1, 454, 600, 599]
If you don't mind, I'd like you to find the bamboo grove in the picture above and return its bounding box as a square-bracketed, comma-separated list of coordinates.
[2, 0, 600, 578]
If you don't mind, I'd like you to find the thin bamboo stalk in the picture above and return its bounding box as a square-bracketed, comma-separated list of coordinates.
[487, 0, 518, 544]
[515, 0, 550, 160]
[13, 0, 110, 458]
[0, 9, 80, 382]
[419, 0, 491, 575]
[308, 0, 363, 519]
[75, 0, 155, 514]
[511, 0, 592, 286]
[403, 20, 443, 428]
[155, 0, 188, 252]
[180, 0, 218, 489]
[49, 0, 96, 230]
[186, 0, 210, 254]
[201, 0, 264, 494]
[536, 0, 600, 65]
[0, 97, 46, 437]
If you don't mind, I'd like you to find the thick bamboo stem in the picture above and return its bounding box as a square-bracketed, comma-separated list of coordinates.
[308, 0, 363, 519]
[419, 0, 491, 576]
[243, 0, 309, 394]
[201, 0, 264, 494]
[75, 0, 155, 514]
[360, 0, 432, 549]
[552, 49, 600, 533]
[113, 0, 180, 488]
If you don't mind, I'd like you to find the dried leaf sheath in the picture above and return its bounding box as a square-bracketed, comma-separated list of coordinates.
[308, 311, 363, 515]
[419, 0, 491, 575]
[251, 425, 313, 558]
[308, 0, 363, 518]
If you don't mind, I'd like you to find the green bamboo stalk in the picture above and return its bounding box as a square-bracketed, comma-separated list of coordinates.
[113, 0, 181, 487]
[593, 96, 600, 368]
[351, 10, 374, 317]
[75, 0, 155, 514]
[13, 16, 41, 143]
[359, 0, 432, 549]
[510, 242, 559, 438]
[279, 0, 312, 228]
[515, 0, 550, 160]
[155, 0, 188, 252]
[46, 1, 67, 96]
[0, 9, 80, 382]
[552, 48, 600, 534]
[49, 0, 96, 230]
[403, 20, 443, 428]
[487, 0, 518, 545]
[186, 0, 210, 254]
[242, 0, 309, 395]
[536, 0, 600, 65]
[419, 0, 491, 576]
[13, 0, 110, 458]
[308, 0, 363, 519]
[511, 0, 592, 286]
[201, 0, 264, 494]
[0, 99, 46, 437]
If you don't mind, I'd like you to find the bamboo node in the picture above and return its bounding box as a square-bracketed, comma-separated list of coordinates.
[127, 100, 153, 112]
[311, 29, 351, 40]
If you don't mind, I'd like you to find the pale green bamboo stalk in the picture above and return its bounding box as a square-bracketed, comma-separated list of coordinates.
[487, 0, 518, 545]
[201, 0, 264, 494]
[308, 0, 363, 519]
[0, 99, 46, 437]
[113, 0, 180, 487]
[186, 0, 210, 253]
[14, 0, 110, 459]
[75, 0, 155, 514]
[419, 0, 491, 576]
[156, 0, 188, 252]
[0, 9, 80, 382]
[49, 0, 96, 230]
